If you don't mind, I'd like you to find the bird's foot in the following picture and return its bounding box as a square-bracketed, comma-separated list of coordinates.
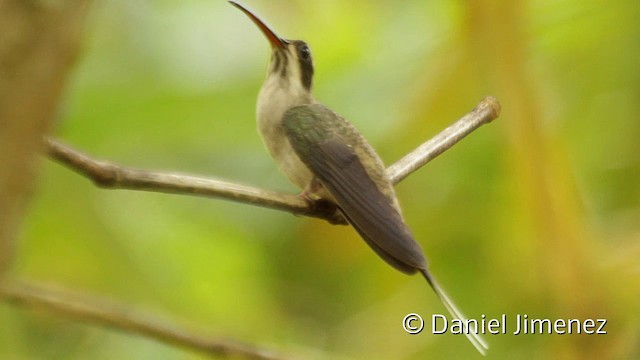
[296, 191, 348, 225]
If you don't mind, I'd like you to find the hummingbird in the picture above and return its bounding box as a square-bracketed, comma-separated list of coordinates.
[229, 1, 488, 355]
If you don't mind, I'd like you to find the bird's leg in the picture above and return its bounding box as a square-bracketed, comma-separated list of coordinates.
[298, 178, 324, 201]
[298, 179, 348, 225]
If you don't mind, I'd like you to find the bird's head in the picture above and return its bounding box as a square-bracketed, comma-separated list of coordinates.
[230, 1, 314, 92]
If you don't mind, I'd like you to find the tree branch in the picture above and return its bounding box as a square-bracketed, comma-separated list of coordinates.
[0, 280, 289, 360]
[44, 138, 346, 223]
[44, 96, 501, 223]
[387, 96, 501, 184]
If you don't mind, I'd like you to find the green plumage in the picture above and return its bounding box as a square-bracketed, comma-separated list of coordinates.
[282, 104, 394, 202]
[281, 105, 334, 156]
[282, 103, 428, 273]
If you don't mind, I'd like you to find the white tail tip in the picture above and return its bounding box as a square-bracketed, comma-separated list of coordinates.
[420, 269, 489, 356]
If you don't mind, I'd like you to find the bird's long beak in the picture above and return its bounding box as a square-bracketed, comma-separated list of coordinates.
[229, 1, 287, 49]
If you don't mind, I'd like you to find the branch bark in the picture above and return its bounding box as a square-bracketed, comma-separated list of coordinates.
[387, 96, 501, 183]
[44, 96, 501, 223]
[0, 280, 289, 360]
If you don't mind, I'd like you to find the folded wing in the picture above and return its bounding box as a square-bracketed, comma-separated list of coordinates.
[282, 104, 427, 273]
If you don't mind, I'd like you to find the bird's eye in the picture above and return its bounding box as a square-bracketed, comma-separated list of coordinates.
[299, 45, 311, 60]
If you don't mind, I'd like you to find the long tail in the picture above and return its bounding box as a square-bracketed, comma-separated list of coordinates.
[419, 269, 489, 356]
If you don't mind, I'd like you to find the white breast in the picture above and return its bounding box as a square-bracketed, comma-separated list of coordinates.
[256, 75, 315, 189]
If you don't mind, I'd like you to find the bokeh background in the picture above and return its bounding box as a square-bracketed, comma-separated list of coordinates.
[1, 0, 639, 359]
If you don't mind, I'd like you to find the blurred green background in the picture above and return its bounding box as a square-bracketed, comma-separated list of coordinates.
[2, 0, 639, 358]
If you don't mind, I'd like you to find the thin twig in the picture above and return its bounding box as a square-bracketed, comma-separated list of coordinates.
[0, 280, 289, 360]
[44, 138, 347, 223]
[387, 96, 501, 184]
[44, 97, 500, 223]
